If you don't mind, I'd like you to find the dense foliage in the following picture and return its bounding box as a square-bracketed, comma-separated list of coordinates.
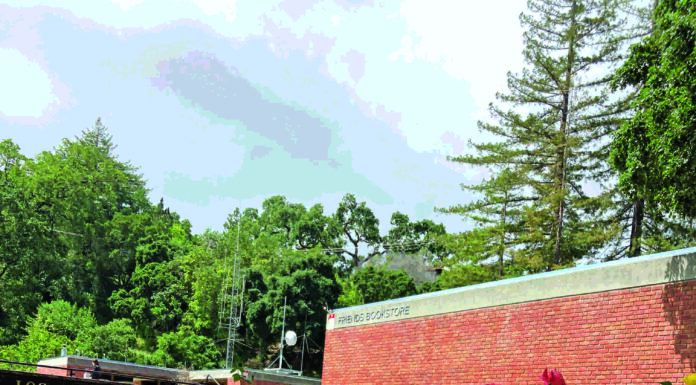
[444, 0, 696, 269]
[611, 0, 696, 256]
[0, 124, 444, 375]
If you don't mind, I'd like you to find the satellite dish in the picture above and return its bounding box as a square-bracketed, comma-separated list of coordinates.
[285, 330, 297, 346]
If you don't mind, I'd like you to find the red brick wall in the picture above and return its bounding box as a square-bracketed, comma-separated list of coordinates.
[323, 282, 696, 385]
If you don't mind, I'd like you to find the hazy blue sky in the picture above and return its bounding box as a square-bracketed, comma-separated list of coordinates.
[1, 0, 526, 233]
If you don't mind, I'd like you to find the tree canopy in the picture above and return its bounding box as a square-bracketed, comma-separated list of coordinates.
[612, 0, 696, 218]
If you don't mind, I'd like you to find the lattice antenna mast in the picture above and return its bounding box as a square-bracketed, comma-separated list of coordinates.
[220, 210, 245, 369]
[218, 246, 229, 330]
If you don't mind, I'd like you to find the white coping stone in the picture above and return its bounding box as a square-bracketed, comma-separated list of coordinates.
[188, 369, 234, 381]
[189, 369, 320, 385]
[326, 247, 696, 330]
[245, 369, 321, 385]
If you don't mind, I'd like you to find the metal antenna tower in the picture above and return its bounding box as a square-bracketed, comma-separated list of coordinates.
[265, 296, 301, 376]
[218, 210, 245, 369]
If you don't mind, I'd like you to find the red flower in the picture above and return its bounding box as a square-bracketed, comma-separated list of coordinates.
[540, 368, 567, 385]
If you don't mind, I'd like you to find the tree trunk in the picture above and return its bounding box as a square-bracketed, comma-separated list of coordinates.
[625, 1, 655, 259]
[499, 191, 508, 278]
[553, 0, 577, 267]
[628, 198, 644, 257]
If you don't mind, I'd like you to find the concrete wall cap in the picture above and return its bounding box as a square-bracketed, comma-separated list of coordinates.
[327, 246, 696, 329]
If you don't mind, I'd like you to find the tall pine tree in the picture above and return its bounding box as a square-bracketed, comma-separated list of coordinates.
[440, 169, 526, 278]
[449, 0, 631, 272]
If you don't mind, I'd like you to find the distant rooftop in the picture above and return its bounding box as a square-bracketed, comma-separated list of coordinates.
[37, 356, 321, 385]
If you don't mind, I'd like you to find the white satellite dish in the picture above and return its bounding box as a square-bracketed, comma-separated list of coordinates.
[285, 330, 297, 346]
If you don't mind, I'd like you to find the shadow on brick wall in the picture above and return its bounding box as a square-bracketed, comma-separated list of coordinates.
[662, 254, 696, 370]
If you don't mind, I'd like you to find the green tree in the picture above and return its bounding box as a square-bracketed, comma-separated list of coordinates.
[2, 124, 232, 368]
[108, 199, 196, 339]
[26, 300, 97, 342]
[432, 230, 512, 289]
[82, 318, 137, 361]
[602, 195, 696, 259]
[439, 169, 526, 277]
[384, 211, 446, 261]
[110, 260, 190, 337]
[257, 196, 304, 248]
[451, 0, 630, 271]
[338, 266, 417, 306]
[250, 197, 342, 254]
[151, 326, 221, 369]
[611, 0, 696, 253]
[437, 264, 497, 290]
[31, 119, 150, 320]
[178, 231, 225, 335]
[0, 140, 54, 344]
[244, 249, 340, 374]
[291, 204, 341, 251]
[333, 194, 382, 269]
[0, 301, 96, 367]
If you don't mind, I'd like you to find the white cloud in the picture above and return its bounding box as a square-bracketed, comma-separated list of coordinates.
[257, 0, 528, 154]
[3, 0, 527, 156]
[108, 0, 238, 22]
[0, 48, 57, 118]
[395, 0, 526, 114]
[8, 0, 245, 34]
[186, 0, 238, 21]
[388, 35, 415, 62]
[108, 0, 146, 10]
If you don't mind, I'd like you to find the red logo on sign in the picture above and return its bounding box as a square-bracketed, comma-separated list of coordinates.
[329, 313, 335, 319]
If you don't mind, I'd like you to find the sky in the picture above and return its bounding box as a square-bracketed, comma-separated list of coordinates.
[0, 0, 526, 234]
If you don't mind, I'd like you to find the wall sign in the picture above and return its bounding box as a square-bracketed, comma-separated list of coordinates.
[336, 305, 410, 326]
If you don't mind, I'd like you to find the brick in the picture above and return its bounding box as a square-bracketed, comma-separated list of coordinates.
[323, 280, 696, 385]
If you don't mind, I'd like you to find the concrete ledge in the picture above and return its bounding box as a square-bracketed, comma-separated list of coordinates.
[327, 247, 696, 330]
[246, 370, 321, 385]
[188, 369, 233, 382]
